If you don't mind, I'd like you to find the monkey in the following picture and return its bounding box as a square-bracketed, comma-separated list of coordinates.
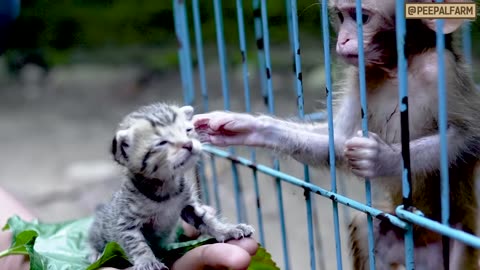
[193, 0, 480, 269]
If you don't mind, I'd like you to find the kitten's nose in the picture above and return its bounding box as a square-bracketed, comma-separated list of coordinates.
[182, 141, 193, 152]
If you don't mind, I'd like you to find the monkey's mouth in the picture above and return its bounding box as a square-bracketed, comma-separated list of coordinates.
[341, 54, 359, 65]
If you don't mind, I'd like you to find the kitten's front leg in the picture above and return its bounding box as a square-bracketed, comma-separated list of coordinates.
[180, 204, 255, 242]
[118, 229, 168, 270]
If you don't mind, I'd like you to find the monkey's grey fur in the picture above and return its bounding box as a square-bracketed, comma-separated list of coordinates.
[87, 102, 254, 270]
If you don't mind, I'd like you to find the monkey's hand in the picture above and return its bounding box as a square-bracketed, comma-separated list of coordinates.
[344, 131, 401, 178]
[193, 111, 268, 147]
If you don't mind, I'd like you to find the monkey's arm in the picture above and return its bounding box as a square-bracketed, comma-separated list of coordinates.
[262, 115, 329, 134]
[344, 126, 475, 178]
[193, 111, 348, 167]
[262, 121, 346, 166]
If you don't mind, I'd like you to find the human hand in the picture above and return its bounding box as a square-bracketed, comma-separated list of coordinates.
[100, 206, 258, 270]
[193, 111, 267, 147]
[344, 131, 401, 178]
[100, 238, 257, 270]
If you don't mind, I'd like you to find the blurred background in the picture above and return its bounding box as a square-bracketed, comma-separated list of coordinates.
[0, 1, 478, 269]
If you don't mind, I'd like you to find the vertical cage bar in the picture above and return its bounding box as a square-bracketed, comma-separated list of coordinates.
[395, 1, 415, 268]
[435, 0, 451, 267]
[289, 0, 317, 269]
[173, 0, 189, 105]
[192, 0, 213, 206]
[209, 155, 222, 214]
[462, 22, 472, 67]
[285, 0, 296, 87]
[177, 0, 195, 105]
[321, 1, 343, 269]
[354, 0, 376, 269]
[213, 0, 230, 111]
[213, 0, 248, 224]
[235, 0, 266, 246]
[253, 0, 269, 104]
[260, 0, 291, 268]
[192, 0, 209, 112]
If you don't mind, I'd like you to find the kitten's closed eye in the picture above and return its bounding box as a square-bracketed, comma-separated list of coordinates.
[186, 128, 193, 133]
[157, 141, 168, 146]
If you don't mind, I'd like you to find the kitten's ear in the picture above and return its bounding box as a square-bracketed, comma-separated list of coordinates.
[180, 105, 194, 121]
[111, 129, 132, 165]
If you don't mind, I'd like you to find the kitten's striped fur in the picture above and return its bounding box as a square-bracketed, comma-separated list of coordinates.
[88, 102, 254, 270]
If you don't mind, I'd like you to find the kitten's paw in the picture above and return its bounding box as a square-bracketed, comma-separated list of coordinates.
[134, 260, 168, 270]
[213, 223, 255, 242]
[235, 223, 255, 237]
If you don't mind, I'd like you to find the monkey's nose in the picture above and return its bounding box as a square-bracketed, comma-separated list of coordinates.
[340, 38, 349, 45]
[182, 141, 193, 152]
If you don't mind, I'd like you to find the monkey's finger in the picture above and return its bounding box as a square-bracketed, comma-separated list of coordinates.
[222, 120, 254, 133]
[344, 148, 377, 159]
[345, 137, 377, 149]
[367, 131, 381, 141]
[210, 135, 246, 146]
[348, 160, 372, 170]
[356, 130, 382, 141]
[351, 168, 374, 178]
[194, 112, 230, 129]
[192, 115, 210, 128]
[171, 238, 258, 270]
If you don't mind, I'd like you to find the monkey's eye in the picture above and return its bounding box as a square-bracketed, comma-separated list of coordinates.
[337, 12, 344, 23]
[361, 14, 370, 24]
[156, 140, 168, 146]
[348, 10, 370, 24]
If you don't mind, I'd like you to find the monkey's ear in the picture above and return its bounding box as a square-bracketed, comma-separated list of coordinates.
[111, 129, 132, 165]
[180, 105, 194, 121]
[423, 18, 465, 34]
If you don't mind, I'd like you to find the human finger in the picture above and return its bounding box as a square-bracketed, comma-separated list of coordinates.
[225, 237, 258, 256]
[171, 243, 251, 270]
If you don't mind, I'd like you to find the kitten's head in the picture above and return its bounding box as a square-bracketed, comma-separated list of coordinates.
[111, 103, 201, 179]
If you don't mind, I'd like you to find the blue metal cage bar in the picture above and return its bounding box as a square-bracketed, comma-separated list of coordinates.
[173, 0, 479, 269]
[321, 0, 343, 269]
[252, 0, 269, 104]
[288, 0, 317, 269]
[212, 0, 249, 224]
[435, 1, 452, 267]
[235, 0, 266, 247]
[395, 0, 415, 268]
[260, 0, 291, 268]
[354, 0, 376, 268]
[191, 0, 211, 206]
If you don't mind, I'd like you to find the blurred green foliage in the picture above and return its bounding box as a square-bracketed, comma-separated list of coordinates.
[3, 0, 324, 70]
[3, 0, 480, 73]
[8, 0, 323, 48]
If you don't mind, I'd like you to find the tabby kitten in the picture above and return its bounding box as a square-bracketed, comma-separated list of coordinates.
[87, 102, 255, 270]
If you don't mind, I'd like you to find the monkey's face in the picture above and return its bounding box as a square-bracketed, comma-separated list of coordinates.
[331, 0, 396, 68]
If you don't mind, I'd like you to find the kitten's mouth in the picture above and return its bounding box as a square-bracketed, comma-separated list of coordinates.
[173, 153, 196, 170]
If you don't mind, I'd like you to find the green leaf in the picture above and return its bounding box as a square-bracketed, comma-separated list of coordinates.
[3, 215, 95, 270]
[0, 215, 280, 270]
[85, 242, 131, 270]
[248, 245, 280, 270]
[0, 230, 37, 258]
